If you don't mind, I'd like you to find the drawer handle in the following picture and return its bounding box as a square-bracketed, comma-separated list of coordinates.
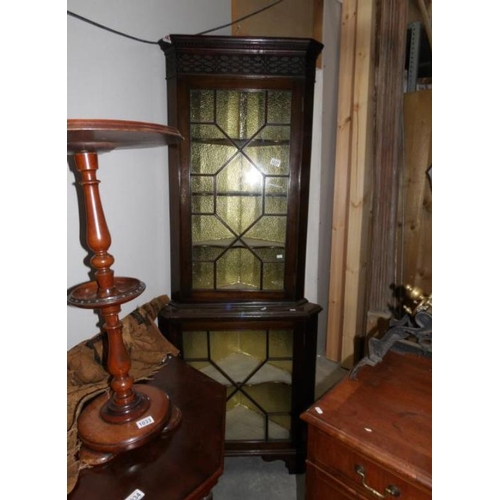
[354, 465, 401, 498]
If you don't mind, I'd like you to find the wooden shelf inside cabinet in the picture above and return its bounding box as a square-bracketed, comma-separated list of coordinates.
[193, 238, 285, 248]
[192, 138, 290, 147]
[67, 119, 183, 465]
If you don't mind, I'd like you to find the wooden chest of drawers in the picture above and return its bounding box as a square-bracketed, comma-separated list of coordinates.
[301, 351, 431, 499]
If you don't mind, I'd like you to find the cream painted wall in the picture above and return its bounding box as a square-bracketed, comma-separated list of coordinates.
[67, 1, 341, 354]
[67, 1, 231, 348]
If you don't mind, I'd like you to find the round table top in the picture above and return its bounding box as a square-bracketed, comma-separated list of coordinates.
[67, 119, 183, 153]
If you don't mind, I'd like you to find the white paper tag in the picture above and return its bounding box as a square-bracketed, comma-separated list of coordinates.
[136, 416, 154, 429]
[270, 158, 281, 167]
[124, 489, 145, 500]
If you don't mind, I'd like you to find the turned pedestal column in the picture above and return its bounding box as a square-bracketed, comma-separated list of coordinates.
[67, 119, 183, 464]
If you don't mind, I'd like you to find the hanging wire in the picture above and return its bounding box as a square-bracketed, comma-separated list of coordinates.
[67, 0, 284, 45]
[67, 10, 158, 45]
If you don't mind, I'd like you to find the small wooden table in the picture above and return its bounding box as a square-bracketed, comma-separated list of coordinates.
[68, 356, 226, 500]
[67, 119, 184, 462]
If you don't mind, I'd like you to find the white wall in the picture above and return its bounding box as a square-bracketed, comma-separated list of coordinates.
[67, 0, 231, 348]
[67, 1, 341, 353]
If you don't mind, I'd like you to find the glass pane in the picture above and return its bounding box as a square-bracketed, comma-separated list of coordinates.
[226, 392, 266, 441]
[191, 124, 237, 175]
[216, 248, 261, 290]
[216, 90, 266, 140]
[192, 245, 225, 262]
[189, 89, 291, 293]
[182, 331, 208, 359]
[245, 127, 291, 176]
[269, 330, 293, 358]
[192, 262, 214, 289]
[244, 383, 291, 440]
[244, 216, 287, 244]
[253, 247, 285, 263]
[216, 154, 263, 194]
[265, 176, 288, 194]
[192, 215, 235, 243]
[245, 383, 291, 413]
[191, 175, 214, 193]
[262, 262, 285, 290]
[190, 89, 215, 122]
[192, 194, 214, 214]
[268, 415, 291, 440]
[264, 195, 288, 215]
[217, 196, 262, 234]
[267, 91, 292, 124]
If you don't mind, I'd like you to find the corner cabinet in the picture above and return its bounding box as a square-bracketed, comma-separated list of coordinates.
[158, 35, 323, 473]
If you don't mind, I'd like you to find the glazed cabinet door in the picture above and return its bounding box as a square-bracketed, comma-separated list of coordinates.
[160, 35, 322, 304]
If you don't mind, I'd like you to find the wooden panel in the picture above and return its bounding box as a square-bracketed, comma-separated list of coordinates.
[401, 90, 432, 293]
[325, 0, 376, 367]
[231, 0, 323, 66]
[325, 0, 358, 362]
[340, 0, 375, 367]
[365, 0, 408, 332]
[305, 463, 358, 500]
[232, 0, 315, 38]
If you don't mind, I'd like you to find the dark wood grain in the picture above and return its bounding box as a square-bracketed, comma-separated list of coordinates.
[366, 0, 409, 320]
[69, 357, 226, 500]
[67, 119, 183, 153]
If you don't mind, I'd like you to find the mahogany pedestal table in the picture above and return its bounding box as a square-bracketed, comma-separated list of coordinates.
[67, 119, 183, 464]
[68, 356, 226, 500]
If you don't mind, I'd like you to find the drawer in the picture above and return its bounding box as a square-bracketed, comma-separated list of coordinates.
[307, 428, 431, 499]
[306, 462, 362, 500]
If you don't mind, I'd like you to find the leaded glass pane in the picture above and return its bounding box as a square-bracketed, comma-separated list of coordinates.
[216, 155, 263, 193]
[216, 90, 266, 139]
[191, 124, 237, 175]
[192, 194, 214, 214]
[264, 195, 288, 215]
[189, 89, 291, 292]
[267, 91, 292, 124]
[192, 262, 214, 289]
[216, 247, 261, 289]
[192, 245, 225, 262]
[245, 127, 290, 175]
[217, 196, 262, 234]
[190, 89, 215, 122]
[192, 215, 234, 243]
[269, 330, 294, 358]
[244, 216, 287, 244]
[262, 262, 285, 290]
[180, 328, 294, 442]
[191, 175, 214, 193]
